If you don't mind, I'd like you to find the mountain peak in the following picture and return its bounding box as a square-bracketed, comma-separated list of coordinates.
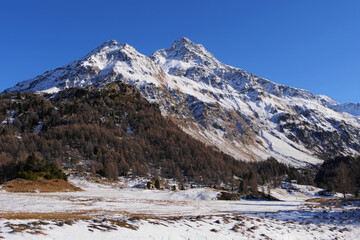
[151, 37, 221, 69]
[3, 39, 161, 94]
[101, 39, 120, 46]
[93, 40, 124, 51]
[170, 37, 210, 58]
[172, 37, 196, 48]
[82, 40, 125, 60]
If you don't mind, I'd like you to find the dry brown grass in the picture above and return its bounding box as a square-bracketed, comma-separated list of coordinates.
[0, 210, 183, 222]
[4, 221, 49, 235]
[306, 197, 360, 203]
[0, 211, 94, 220]
[231, 224, 241, 232]
[0, 210, 255, 234]
[0, 213, 141, 233]
[1, 178, 82, 192]
[306, 198, 336, 203]
[0, 211, 139, 231]
[111, 219, 138, 230]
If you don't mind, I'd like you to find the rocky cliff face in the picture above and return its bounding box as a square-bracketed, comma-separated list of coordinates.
[4, 37, 360, 167]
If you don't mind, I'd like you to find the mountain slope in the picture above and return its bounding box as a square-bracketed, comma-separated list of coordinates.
[4, 40, 167, 94]
[151, 38, 360, 166]
[3, 38, 360, 167]
[1, 83, 260, 185]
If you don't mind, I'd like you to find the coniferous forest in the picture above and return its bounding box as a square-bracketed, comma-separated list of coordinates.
[0, 82, 359, 195]
[0, 82, 257, 188]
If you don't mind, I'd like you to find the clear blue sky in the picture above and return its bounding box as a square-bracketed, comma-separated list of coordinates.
[1, 0, 359, 103]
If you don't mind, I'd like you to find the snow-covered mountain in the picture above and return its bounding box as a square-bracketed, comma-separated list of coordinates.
[4, 37, 360, 167]
[331, 103, 360, 116]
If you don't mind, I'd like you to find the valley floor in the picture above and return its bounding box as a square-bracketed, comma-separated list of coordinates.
[0, 177, 359, 239]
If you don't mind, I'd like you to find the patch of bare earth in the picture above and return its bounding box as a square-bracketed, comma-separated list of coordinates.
[1, 178, 82, 192]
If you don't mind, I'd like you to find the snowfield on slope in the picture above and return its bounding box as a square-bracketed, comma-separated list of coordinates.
[0, 176, 359, 239]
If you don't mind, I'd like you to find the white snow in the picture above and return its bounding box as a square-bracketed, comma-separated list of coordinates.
[261, 131, 323, 167]
[38, 86, 61, 94]
[0, 177, 359, 239]
[0, 177, 300, 216]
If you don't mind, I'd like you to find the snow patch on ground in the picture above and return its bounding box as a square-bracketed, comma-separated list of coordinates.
[0, 177, 359, 239]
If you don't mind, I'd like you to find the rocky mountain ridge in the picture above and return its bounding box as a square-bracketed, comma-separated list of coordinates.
[4, 37, 360, 167]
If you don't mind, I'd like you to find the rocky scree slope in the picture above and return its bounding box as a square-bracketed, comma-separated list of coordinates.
[4, 38, 360, 167]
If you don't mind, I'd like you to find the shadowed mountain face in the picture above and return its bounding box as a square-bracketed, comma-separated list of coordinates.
[4, 38, 360, 167]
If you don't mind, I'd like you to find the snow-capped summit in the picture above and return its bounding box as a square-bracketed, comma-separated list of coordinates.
[151, 37, 224, 71]
[3, 38, 360, 167]
[3, 40, 166, 94]
[168, 37, 217, 63]
[83, 39, 124, 57]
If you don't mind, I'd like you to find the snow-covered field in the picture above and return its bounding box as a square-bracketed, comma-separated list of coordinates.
[0, 177, 359, 239]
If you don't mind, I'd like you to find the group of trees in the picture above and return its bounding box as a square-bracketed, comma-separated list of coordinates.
[2, 82, 356, 197]
[0, 152, 67, 182]
[250, 157, 315, 187]
[0, 83, 258, 189]
[315, 156, 360, 197]
[17, 152, 67, 181]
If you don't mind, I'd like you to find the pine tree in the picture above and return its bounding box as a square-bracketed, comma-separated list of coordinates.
[336, 162, 352, 198]
[155, 179, 160, 189]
